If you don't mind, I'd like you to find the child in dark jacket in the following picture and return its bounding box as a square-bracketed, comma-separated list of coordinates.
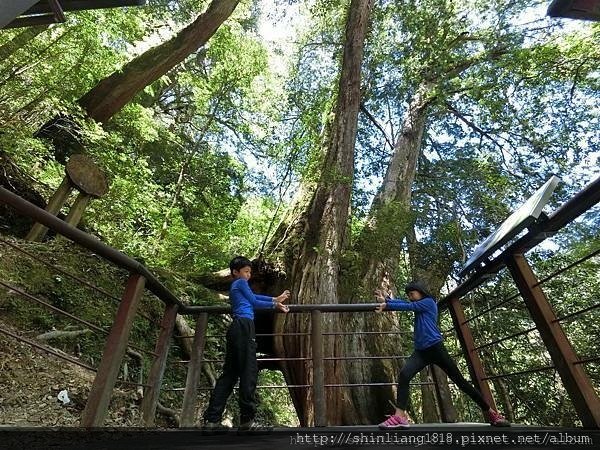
[375, 281, 509, 428]
[203, 256, 289, 431]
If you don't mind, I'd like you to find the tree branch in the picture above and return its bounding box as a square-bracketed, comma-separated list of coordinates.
[359, 103, 395, 151]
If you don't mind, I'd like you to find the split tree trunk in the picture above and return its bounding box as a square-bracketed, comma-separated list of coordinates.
[340, 81, 434, 424]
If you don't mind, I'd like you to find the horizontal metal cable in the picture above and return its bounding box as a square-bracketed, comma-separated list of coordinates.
[553, 302, 600, 323]
[461, 292, 521, 325]
[115, 380, 151, 388]
[482, 365, 555, 381]
[0, 237, 159, 326]
[164, 385, 311, 391]
[0, 324, 151, 387]
[473, 326, 537, 351]
[186, 357, 312, 364]
[0, 280, 156, 357]
[324, 382, 435, 387]
[173, 332, 312, 339]
[0, 324, 96, 371]
[534, 247, 600, 287]
[574, 355, 600, 365]
[178, 354, 411, 364]
[0, 280, 109, 334]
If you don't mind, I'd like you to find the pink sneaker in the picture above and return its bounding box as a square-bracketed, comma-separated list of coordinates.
[378, 414, 409, 429]
[488, 409, 510, 427]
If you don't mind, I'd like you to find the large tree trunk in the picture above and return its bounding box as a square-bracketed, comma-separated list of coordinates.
[420, 367, 439, 422]
[340, 81, 434, 424]
[265, 0, 372, 426]
[36, 0, 239, 160]
[78, 0, 239, 124]
[432, 365, 458, 422]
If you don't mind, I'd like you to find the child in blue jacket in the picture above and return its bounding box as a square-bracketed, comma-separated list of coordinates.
[375, 281, 509, 428]
[203, 256, 289, 431]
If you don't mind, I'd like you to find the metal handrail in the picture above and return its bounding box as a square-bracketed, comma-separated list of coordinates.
[441, 175, 600, 305]
[182, 303, 383, 315]
[164, 381, 437, 392]
[0, 236, 160, 325]
[0, 186, 183, 308]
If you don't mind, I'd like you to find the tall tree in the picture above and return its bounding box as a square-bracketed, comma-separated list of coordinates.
[0, 25, 48, 61]
[265, 0, 373, 425]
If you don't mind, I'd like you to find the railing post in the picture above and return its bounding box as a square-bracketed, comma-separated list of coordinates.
[311, 309, 326, 426]
[507, 253, 600, 428]
[446, 296, 496, 411]
[180, 313, 209, 427]
[140, 302, 178, 426]
[81, 273, 145, 426]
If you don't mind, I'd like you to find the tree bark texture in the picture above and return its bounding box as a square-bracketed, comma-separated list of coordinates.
[78, 0, 239, 123]
[266, 0, 372, 426]
[340, 82, 434, 424]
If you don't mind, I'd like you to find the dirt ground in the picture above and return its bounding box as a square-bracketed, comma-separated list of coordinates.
[0, 320, 144, 427]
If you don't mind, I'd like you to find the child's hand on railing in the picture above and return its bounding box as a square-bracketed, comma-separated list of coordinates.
[375, 302, 387, 313]
[275, 302, 289, 313]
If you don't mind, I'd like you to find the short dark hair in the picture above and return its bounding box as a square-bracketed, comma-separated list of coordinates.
[404, 281, 431, 298]
[230, 256, 252, 275]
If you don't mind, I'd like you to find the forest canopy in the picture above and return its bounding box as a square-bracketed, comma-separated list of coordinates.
[0, 0, 598, 428]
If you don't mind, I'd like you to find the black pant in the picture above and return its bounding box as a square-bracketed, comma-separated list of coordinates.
[396, 341, 489, 411]
[203, 317, 258, 423]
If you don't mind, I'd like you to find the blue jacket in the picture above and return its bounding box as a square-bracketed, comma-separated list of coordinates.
[230, 278, 275, 320]
[386, 296, 442, 350]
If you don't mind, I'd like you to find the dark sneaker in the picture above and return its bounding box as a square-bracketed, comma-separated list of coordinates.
[488, 410, 510, 427]
[237, 420, 273, 435]
[378, 414, 409, 429]
[202, 421, 230, 435]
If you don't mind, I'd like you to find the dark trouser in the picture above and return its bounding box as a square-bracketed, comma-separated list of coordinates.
[203, 317, 258, 423]
[396, 341, 489, 411]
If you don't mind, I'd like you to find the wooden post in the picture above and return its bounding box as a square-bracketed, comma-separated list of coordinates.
[81, 273, 145, 427]
[26, 154, 108, 241]
[507, 253, 600, 428]
[141, 303, 178, 426]
[180, 313, 209, 427]
[26, 176, 73, 241]
[446, 296, 496, 411]
[64, 192, 92, 227]
[311, 309, 326, 427]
